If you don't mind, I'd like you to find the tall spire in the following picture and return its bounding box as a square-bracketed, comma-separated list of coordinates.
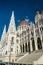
[10, 11, 15, 25]
[8, 11, 16, 33]
[1, 25, 6, 41]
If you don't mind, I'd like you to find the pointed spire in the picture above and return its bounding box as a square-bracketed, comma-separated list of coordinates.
[8, 11, 16, 33]
[1, 25, 6, 41]
[11, 11, 14, 18]
[10, 11, 14, 25]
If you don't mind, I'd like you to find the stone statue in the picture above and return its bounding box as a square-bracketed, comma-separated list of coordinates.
[35, 10, 41, 23]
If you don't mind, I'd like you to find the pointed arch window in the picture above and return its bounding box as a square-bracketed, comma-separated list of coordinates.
[11, 37, 14, 44]
[11, 48, 13, 52]
[11, 37, 14, 42]
[5, 51, 7, 55]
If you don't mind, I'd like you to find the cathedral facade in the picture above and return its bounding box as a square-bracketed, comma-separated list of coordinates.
[0, 10, 43, 63]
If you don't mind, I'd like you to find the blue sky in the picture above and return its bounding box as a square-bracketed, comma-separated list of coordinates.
[0, 0, 43, 39]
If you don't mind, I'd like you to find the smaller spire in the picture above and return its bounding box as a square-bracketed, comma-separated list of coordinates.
[1, 25, 6, 41]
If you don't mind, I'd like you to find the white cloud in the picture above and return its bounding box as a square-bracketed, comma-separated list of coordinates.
[17, 20, 20, 22]
[25, 19, 29, 22]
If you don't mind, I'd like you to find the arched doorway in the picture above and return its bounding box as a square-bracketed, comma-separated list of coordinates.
[28, 42, 30, 53]
[42, 36, 43, 48]
[32, 39, 35, 51]
[42, 36, 43, 42]
[25, 43, 27, 52]
[23, 44, 24, 52]
[20, 45, 22, 53]
[37, 37, 42, 50]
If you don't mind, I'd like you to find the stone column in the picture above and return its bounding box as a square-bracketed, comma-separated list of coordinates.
[30, 39, 33, 52]
[42, 36, 43, 48]
[24, 43, 25, 52]
[38, 22, 41, 39]
[26, 36, 28, 52]
[33, 24, 38, 50]
[22, 45, 23, 53]
[29, 26, 33, 52]
[24, 43, 25, 53]
[40, 35, 42, 48]
[24, 37, 26, 53]
[27, 42, 28, 52]
[34, 37, 38, 50]
[38, 22, 42, 48]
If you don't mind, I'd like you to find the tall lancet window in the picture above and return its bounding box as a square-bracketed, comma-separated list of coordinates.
[11, 37, 14, 44]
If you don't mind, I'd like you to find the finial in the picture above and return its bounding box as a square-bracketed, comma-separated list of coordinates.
[12, 11, 14, 18]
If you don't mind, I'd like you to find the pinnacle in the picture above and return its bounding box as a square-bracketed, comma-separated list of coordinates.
[12, 11, 14, 18]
